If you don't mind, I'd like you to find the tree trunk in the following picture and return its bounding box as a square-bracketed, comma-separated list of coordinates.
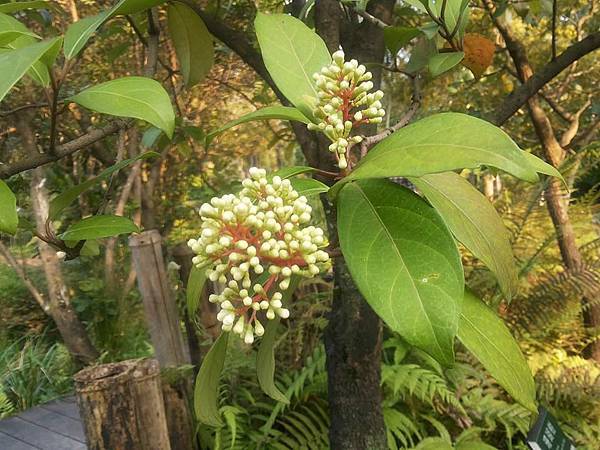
[308, 1, 393, 447]
[74, 359, 171, 450]
[16, 112, 99, 366]
[30, 167, 100, 365]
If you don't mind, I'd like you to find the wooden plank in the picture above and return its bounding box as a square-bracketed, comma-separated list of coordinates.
[19, 406, 85, 442]
[0, 416, 86, 450]
[0, 430, 38, 450]
[39, 399, 81, 421]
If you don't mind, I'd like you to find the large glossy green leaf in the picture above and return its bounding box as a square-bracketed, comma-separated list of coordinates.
[428, 51, 464, 77]
[167, 3, 213, 88]
[49, 152, 158, 220]
[70, 77, 175, 137]
[208, 106, 310, 144]
[195, 332, 229, 426]
[254, 13, 330, 117]
[0, 13, 39, 46]
[457, 290, 537, 412]
[59, 215, 139, 241]
[410, 172, 518, 298]
[331, 113, 541, 196]
[0, 37, 60, 102]
[186, 264, 207, 317]
[0, 180, 18, 235]
[337, 179, 464, 365]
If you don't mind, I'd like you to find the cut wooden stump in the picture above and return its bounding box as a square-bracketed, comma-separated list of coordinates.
[74, 359, 171, 450]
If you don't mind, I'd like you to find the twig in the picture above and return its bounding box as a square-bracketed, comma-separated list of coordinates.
[359, 75, 422, 157]
[0, 103, 49, 117]
[354, 8, 389, 28]
[0, 119, 132, 179]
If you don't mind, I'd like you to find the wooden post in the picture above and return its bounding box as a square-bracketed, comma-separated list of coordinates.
[129, 230, 189, 366]
[129, 230, 196, 450]
[74, 359, 171, 450]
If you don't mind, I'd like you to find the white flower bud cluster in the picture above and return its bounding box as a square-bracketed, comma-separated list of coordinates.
[308, 50, 385, 169]
[188, 167, 330, 343]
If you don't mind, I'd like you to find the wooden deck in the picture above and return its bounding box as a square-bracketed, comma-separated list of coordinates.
[0, 397, 87, 449]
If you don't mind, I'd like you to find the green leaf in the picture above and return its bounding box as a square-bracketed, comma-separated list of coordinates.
[256, 277, 299, 403]
[63, 0, 159, 59]
[257, 318, 290, 404]
[522, 151, 566, 186]
[63, 13, 110, 59]
[70, 77, 175, 137]
[195, 332, 229, 426]
[111, 0, 166, 15]
[405, 36, 437, 73]
[419, 22, 440, 39]
[186, 264, 207, 317]
[271, 165, 316, 179]
[80, 239, 100, 256]
[331, 113, 540, 197]
[0, 13, 40, 46]
[49, 152, 158, 220]
[410, 172, 518, 298]
[383, 26, 422, 55]
[2, 35, 50, 86]
[337, 179, 464, 365]
[457, 290, 537, 411]
[290, 178, 329, 197]
[456, 442, 498, 450]
[0, 37, 61, 102]
[167, 3, 213, 88]
[208, 106, 310, 145]
[60, 215, 139, 241]
[0, 180, 18, 235]
[414, 437, 453, 450]
[428, 51, 464, 77]
[438, 0, 470, 39]
[0, 1, 50, 13]
[255, 13, 331, 117]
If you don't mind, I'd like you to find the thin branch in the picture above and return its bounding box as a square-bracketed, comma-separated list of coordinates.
[0, 102, 49, 117]
[354, 8, 389, 28]
[493, 31, 600, 125]
[360, 75, 422, 157]
[539, 91, 572, 122]
[0, 119, 131, 179]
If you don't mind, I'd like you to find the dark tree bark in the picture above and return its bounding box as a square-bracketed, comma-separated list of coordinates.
[311, 1, 394, 448]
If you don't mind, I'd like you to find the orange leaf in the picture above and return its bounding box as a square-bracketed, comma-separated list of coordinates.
[462, 33, 495, 79]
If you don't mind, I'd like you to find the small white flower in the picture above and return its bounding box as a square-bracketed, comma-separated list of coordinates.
[188, 168, 331, 342]
[310, 50, 385, 169]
